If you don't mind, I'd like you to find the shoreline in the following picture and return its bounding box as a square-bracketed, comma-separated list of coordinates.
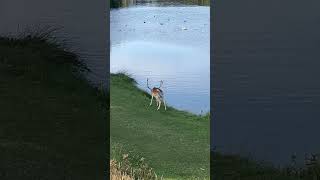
[110, 72, 210, 179]
[2, 34, 320, 179]
[0, 35, 108, 179]
[110, 71, 210, 116]
[212, 150, 320, 179]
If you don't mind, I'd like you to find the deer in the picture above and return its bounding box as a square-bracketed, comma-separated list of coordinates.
[147, 78, 167, 111]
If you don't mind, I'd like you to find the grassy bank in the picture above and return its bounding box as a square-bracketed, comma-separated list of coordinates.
[212, 152, 320, 180]
[110, 73, 210, 179]
[0, 35, 107, 179]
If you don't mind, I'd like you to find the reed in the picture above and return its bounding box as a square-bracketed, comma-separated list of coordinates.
[110, 154, 162, 180]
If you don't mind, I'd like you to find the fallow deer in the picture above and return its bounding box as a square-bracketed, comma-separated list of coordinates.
[147, 78, 167, 111]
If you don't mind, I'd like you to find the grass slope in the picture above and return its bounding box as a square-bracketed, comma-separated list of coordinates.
[110, 73, 210, 179]
[0, 35, 107, 180]
[212, 153, 297, 180]
[212, 152, 320, 180]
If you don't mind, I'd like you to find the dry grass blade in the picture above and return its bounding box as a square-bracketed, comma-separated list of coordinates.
[110, 160, 134, 180]
[110, 154, 162, 180]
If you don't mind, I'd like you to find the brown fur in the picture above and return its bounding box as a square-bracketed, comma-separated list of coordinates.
[147, 79, 166, 110]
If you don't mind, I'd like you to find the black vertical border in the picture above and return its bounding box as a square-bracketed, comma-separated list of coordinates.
[106, 0, 110, 179]
[210, 0, 215, 179]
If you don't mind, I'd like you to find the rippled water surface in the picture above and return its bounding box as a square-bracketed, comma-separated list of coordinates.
[111, 4, 210, 114]
[213, 0, 320, 166]
[0, 0, 108, 87]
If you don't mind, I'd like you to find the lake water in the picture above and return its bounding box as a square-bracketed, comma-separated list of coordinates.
[0, 0, 108, 87]
[213, 0, 320, 166]
[110, 1, 210, 114]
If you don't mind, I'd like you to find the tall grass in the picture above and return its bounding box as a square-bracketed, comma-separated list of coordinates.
[111, 159, 135, 180]
[0, 26, 89, 74]
[212, 151, 320, 180]
[110, 154, 162, 180]
[111, 143, 163, 180]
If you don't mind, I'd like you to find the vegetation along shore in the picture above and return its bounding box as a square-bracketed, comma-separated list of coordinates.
[3, 32, 319, 180]
[110, 72, 210, 179]
[0, 33, 107, 179]
[212, 151, 320, 180]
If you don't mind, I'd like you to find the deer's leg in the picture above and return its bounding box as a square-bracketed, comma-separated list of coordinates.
[163, 99, 167, 110]
[150, 95, 154, 106]
[157, 100, 161, 110]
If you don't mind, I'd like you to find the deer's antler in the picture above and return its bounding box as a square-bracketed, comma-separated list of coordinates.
[147, 78, 152, 90]
[158, 80, 163, 89]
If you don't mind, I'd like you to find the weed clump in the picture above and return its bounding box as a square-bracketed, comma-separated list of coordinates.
[110, 154, 162, 180]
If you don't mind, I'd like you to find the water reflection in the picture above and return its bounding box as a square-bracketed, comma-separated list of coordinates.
[111, 2, 210, 114]
[213, 0, 320, 166]
[111, 41, 210, 114]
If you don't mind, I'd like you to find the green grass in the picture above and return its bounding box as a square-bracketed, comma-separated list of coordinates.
[211, 152, 297, 180]
[0, 35, 108, 179]
[212, 152, 320, 180]
[110, 73, 210, 179]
